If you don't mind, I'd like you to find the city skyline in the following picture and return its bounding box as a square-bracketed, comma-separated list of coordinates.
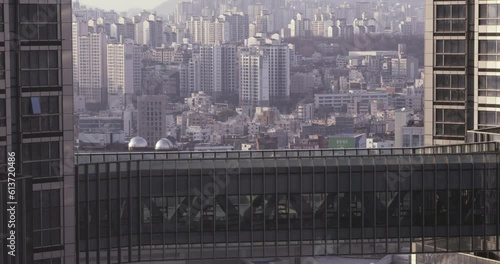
[3, 0, 500, 263]
[78, 0, 170, 12]
[77, 0, 426, 13]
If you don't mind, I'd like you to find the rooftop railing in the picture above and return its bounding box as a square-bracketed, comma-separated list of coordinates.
[75, 142, 500, 165]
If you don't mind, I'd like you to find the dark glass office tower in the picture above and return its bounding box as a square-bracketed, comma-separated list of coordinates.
[0, 1, 75, 263]
[75, 143, 500, 263]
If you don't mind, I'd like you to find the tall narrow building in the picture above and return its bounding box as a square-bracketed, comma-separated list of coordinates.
[199, 44, 238, 98]
[424, 1, 497, 145]
[107, 39, 142, 109]
[239, 50, 268, 106]
[221, 11, 250, 43]
[179, 53, 201, 97]
[0, 1, 75, 263]
[72, 14, 88, 96]
[239, 36, 291, 107]
[76, 32, 108, 105]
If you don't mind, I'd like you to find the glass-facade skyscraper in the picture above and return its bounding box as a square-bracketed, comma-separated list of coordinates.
[0, 1, 75, 263]
[75, 143, 500, 263]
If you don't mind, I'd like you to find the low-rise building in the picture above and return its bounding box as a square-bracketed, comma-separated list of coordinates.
[328, 134, 367, 149]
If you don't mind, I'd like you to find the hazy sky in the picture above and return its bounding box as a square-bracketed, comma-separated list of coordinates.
[79, 0, 160, 11]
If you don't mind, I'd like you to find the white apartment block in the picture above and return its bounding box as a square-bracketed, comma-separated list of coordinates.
[239, 37, 291, 107]
[314, 92, 389, 110]
[135, 18, 164, 48]
[239, 51, 269, 107]
[186, 17, 228, 45]
[289, 13, 310, 37]
[311, 13, 334, 37]
[72, 15, 88, 94]
[76, 32, 108, 104]
[107, 39, 142, 97]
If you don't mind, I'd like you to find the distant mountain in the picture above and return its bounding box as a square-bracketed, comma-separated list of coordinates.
[153, 0, 185, 16]
[126, 8, 142, 16]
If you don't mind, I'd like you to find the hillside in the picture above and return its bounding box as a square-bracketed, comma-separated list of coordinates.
[153, 0, 185, 16]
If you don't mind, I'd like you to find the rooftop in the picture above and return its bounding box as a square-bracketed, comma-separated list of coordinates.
[76, 142, 500, 164]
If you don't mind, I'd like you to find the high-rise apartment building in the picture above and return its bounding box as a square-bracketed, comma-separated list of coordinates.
[0, 1, 75, 263]
[179, 53, 202, 97]
[110, 17, 135, 42]
[107, 39, 142, 109]
[221, 11, 250, 43]
[289, 13, 311, 37]
[336, 3, 356, 25]
[186, 16, 228, 45]
[200, 45, 222, 96]
[200, 44, 238, 97]
[76, 32, 108, 104]
[240, 36, 291, 107]
[205, 18, 227, 45]
[135, 15, 164, 48]
[180, 44, 237, 99]
[424, 1, 498, 145]
[311, 13, 334, 37]
[254, 9, 274, 35]
[239, 50, 268, 106]
[176, 1, 193, 24]
[221, 44, 239, 95]
[72, 14, 87, 95]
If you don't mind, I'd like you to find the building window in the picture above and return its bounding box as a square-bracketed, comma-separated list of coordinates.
[435, 74, 465, 101]
[20, 50, 59, 87]
[0, 145, 6, 165]
[0, 5, 4, 32]
[479, 4, 500, 25]
[19, 4, 58, 40]
[34, 258, 61, 264]
[435, 109, 465, 136]
[434, 40, 465, 67]
[0, 52, 5, 80]
[403, 135, 411, 147]
[478, 40, 500, 61]
[478, 111, 500, 126]
[21, 96, 60, 133]
[478, 75, 500, 96]
[412, 135, 420, 147]
[22, 141, 60, 179]
[435, 5, 466, 32]
[435, 40, 466, 67]
[0, 98, 5, 127]
[33, 190, 61, 248]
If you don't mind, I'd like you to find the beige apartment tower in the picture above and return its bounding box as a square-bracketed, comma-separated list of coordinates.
[425, 1, 500, 145]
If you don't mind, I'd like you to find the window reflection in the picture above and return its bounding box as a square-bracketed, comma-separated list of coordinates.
[76, 153, 500, 259]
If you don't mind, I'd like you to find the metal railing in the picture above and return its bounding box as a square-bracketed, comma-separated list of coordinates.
[75, 142, 500, 165]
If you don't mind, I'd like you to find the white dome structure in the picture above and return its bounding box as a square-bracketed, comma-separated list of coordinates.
[155, 138, 175, 151]
[128, 136, 148, 150]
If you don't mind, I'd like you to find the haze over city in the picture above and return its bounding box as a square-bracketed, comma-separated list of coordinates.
[79, 0, 168, 11]
[2, 0, 500, 264]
